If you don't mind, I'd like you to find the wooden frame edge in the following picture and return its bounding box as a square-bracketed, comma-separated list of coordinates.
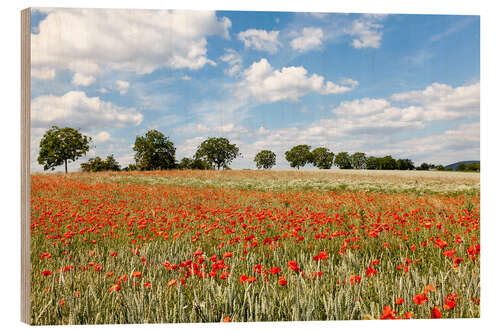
[21, 7, 31, 325]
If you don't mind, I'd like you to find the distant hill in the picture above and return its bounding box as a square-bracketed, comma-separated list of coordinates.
[444, 160, 480, 171]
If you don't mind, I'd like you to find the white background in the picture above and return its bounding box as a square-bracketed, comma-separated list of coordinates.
[0, 0, 498, 332]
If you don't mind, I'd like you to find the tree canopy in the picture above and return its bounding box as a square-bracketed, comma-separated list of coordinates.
[195, 137, 240, 170]
[133, 130, 176, 170]
[311, 147, 334, 169]
[80, 155, 121, 172]
[178, 157, 214, 170]
[285, 145, 312, 169]
[350, 152, 367, 169]
[254, 150, 277, 169]
[38, 126, 91, 173]
[334, 152, 352, 169]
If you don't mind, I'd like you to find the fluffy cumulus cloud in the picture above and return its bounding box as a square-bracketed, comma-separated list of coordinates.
[239, 58, 359, 103]
[31, 91, 143, 129]
[31, 8, 231, 75]
[219, 49, 243, 77]
[391, 82, 480, 120]
[93, 130, 111, 143]
[237, 29, 281, 54]
[290, 27, 324, 52]
[344, 14, 387, 49]
[113, 80, 130, 95]
[72, 73, 96, 87]
[367, 122, 480, 164]
[32, 67, 55, 80]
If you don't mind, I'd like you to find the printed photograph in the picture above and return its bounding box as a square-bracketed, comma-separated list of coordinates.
[29, 8, 480, 324]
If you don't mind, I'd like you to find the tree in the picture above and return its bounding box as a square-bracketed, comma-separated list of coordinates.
[254, 150, 276, 169]
[377, 155, 397, 170]
[334, 152, 352, 169]
[178, 157, 213, 170]
[285, 145, 312, 169]
[80, 154, 121, 172]
[311, 147, 334, 169]
[396, 159, 415, 170]
[366, 156, 379, 170]
[350, 152, 367, 169]
[38, 126, 91, 173]
[417, 162, 431, 171]
[465, 163, 480, 172]
[133, 130, 176, 170]
[195, 137, 240, 170]
[123, 163, 139, 171]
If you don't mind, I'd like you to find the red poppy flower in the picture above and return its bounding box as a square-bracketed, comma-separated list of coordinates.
[396, 298, 405, 305]
[288, 260, 300, 272]
[365, 266, 377, 277]
[413, 293, 428, 305]
[279, 274, 287, 286]
[444, 293, 457, 310]
[380, 305, 397, 320]
[430, 306, 441, 319]
[42, 270, 52, 276]
[270, 267, 281, 274]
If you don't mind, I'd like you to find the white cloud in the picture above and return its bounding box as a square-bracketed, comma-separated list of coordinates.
[177, 136, 205, 158]
[367, 122, 480, 164]
[31, 91, 143, 129]
[31, 8, 231, 75]
[98, 88, 108, 94]
[391, 82, 480, 121]
[181, 75, 191, 81]
[239, 58, 358, 103]
[113, 80, 130, 95]
[238, 29, 281, 54]
[32, 67, 55, 80]
[72, 73, 96, 86]
[93, 130, 111, 143]
[290, 27, 324, 52]
[220, 49, 242, 77]
[344, 14, 386, 49]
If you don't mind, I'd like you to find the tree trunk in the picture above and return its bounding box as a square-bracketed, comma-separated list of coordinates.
[64, 159, 68, 173]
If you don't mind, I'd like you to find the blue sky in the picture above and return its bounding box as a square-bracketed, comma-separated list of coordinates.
[30, 8, 480, 171]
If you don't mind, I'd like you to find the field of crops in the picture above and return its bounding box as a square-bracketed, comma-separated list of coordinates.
[30, 170, 480, 325]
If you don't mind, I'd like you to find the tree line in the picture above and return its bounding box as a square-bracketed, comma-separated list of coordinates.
[37, 126, 479, 173]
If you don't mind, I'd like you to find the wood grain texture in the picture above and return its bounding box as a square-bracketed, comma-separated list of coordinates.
[21, 7, 31, 325]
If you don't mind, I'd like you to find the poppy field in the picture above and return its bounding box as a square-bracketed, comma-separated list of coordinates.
[30, 170, 480, 325]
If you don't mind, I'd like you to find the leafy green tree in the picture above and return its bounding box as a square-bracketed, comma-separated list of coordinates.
[285, 145, 312, 169]
[133, 130, 176, 170]
[334, 152, 352, 169]
[417, 162, 431, 171]
[350, 152, 367, 169]
[123, 163, 139, 171]
[365, 156, 379, 170]
[178, 157, 192, 170]
[378, 155, 397, 170]
[396, 158, 415, 170]
[80, 154, 121, 172]
[195, 137, 240, 170]
[311, 147, 334, 169]
[254, 150, 276, 169]
[178, 157, 213, 170]
[38, 126, 91, 173]
[435, 164, 445, 171]
[465, 163, 480, 172]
